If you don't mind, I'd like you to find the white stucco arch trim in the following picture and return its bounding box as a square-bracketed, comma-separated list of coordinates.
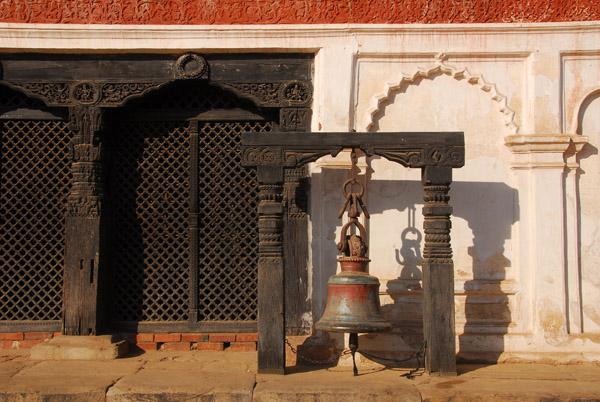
[360, 61, 519, 135]
[574, 88, 600, 135]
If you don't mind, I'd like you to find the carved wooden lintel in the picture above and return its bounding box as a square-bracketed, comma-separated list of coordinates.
[241, 132, 465, 169]
[217, 80, 312, 108]
[0, 53, 211, 107]
[5, 81, 166, 107]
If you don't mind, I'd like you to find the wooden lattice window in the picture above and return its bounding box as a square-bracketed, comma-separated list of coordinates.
[110, 84, 274, 328]
[0, 87, 71, 323]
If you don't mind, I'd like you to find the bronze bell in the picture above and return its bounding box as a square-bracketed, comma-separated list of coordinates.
[315, 154, 391, 334]
[315, 234, 391, 334]
[315, 149, 391, 375]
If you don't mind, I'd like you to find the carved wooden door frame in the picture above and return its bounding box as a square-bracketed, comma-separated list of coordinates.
[0, 52, 314, 335]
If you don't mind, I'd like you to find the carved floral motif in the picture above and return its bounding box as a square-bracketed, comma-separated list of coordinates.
[7, 81, 163, 106]
[0, 0, 597, 24]
[14, 82, 70, 104]
[100, 82, 162, 104]
[221, 81, 312, 107]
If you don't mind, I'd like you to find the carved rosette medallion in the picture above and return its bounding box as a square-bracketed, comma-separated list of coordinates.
[71, 81, 101, 105]
[279, 80, 312, 106]
[175, 53, 209, 79]
[243, 147, 284, 166]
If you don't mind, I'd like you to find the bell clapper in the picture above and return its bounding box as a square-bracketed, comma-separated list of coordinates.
[349, 332, 359, 376]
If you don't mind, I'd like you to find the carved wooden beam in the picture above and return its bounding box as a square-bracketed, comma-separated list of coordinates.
[241, 132, 465, 168]
[1, 53, 209, 107]
[0, 53, 313, 109]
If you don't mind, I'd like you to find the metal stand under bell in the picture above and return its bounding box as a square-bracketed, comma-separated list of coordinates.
[315, 149, 391, 376]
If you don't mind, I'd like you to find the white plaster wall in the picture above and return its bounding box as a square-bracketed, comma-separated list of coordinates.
[579, 91, 600, 334]
[1, 22, 599, 361]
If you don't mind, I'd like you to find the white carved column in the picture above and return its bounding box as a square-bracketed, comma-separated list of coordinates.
[505, 134, 588, 344]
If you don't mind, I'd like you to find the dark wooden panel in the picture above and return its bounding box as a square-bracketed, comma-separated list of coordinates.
[423, 262, 456, 375]
[284, 170, 311, 336]
[1, 54, 177, 81]
[258, 258, 286, 374]
[242, 132, 465, 148]
[284, 217, 311, 335]
[0, 321, 62, 332]
[206, 54, 313, 82]
[0, 53, 313, 83]
[63, 217, 102, 336]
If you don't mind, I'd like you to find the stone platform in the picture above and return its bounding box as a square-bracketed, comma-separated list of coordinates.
[1, 349, 599, 401]
[30, 335, 129, 360]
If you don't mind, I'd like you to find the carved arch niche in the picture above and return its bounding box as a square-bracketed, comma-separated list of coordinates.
[356, 64, 519, 348]
[576, 89, 600, 334]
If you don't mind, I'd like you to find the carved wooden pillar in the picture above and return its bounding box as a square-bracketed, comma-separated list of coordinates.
[256, 165, 286, 374]
[63, 105, 107, 336]
[421, 166, 456, 375]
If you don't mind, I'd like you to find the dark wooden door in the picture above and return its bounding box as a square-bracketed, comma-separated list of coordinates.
[108, 82, 275, 332]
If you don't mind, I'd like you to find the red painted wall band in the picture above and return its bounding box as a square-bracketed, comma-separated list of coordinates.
[0, 0, 598, 25]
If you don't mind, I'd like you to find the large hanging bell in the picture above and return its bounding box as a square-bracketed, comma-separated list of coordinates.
[315, 236, 391, 334]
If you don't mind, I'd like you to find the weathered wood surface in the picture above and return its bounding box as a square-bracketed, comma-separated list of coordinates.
[256, 166, 286, 374]
[63, 217, 103, 335]
[0, 53, 313, 83]
[283, 203, 311, 335]
[63, 106, 107, 336]
[422, 166, 456, 375]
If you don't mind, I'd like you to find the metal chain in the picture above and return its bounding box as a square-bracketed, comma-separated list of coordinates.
[285, 338, 351, 365]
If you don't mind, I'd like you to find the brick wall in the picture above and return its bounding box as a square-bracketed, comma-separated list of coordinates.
[0, 332, 258, 352]
[128, 333, 258, 352]
[0, 332, 59, 349]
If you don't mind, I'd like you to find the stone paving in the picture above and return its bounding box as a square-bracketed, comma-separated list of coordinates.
[1, 348, 599, 401]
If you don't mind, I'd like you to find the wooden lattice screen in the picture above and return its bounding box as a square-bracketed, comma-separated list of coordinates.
[0, 88, 71, 325]
[110, 84, 273, 330]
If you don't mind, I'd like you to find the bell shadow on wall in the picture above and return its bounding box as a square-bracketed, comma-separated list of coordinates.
[310, 165, 519, 366]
